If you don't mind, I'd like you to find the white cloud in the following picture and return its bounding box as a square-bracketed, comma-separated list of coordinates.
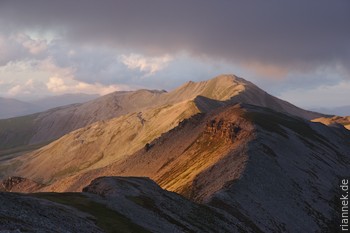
[120, 53, 172, 76]
[14, 33, 48, 55]
[46, 76, 127, 95]
[46, 76, 68, 92]
[42, 58, 127, 95]
[7, 85, 22, 96]
[7, 79, 35, 96]
[0, 33, 49, 66]
[0, 58, 130, 99]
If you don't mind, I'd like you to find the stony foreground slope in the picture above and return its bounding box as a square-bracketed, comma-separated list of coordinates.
[0, 192, 103, 233]
[1, 176, 246, 233]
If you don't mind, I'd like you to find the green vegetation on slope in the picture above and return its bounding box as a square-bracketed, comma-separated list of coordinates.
[31, 192, 150, 233]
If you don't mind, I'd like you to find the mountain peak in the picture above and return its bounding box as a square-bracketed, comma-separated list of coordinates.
[184, 74, 249, 87]
[169, 74, 247, 103]
[211, 73, 240, 81]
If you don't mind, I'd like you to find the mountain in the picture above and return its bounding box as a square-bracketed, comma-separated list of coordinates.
[1, 75, 324, 181]
[5, 103, 348, 232]
[0, 94, 99, 120]
[0, 94, 100, 153]
[9, 100, 199, 182]
[0, 97, 39, 119]
[2, 74, 345, 232]
[311, 105, 350, 116]
[312, 115, 350, 130]
[0, 75, 322, 151]
[30, 93, 99, 111]
[0, 90, 163, 151]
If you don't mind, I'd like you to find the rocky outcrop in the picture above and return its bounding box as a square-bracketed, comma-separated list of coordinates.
[205, 105, 350, 232]
[0, 176, 42, 192]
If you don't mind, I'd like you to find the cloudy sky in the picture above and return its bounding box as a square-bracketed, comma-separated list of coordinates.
[0, 0, 349, 108]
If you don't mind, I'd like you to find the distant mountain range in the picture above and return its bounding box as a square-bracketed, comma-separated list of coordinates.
[0, 75, 348, 232]
[0, 97, 38, 119]
[311, 105, 350, 116]
[0, 93, 99, 119]
[30, 93, 100, 111]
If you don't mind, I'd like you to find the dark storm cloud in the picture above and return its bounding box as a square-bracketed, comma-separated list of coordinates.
[1, 0, 349, 73]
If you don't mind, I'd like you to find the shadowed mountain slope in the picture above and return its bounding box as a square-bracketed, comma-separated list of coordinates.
[1, 176, 248, 233]
[0, 94, 99, 120]
[0, 97, 39, 119]
[30, 93, 99, 111]
[0, 192, 104, 232]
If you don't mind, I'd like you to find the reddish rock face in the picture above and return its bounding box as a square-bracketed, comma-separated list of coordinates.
[1, 176, 42, 192]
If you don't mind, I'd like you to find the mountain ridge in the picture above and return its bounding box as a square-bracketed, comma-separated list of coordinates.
[0, 75, 348, 232]
[0, 74, 324, 152]
[7, 102, 348, 232]
[0, 97, 39, 119]
[1, 75, 328, 184]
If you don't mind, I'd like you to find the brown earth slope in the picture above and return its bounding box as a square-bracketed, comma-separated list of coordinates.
[11, 100, 199, 183]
